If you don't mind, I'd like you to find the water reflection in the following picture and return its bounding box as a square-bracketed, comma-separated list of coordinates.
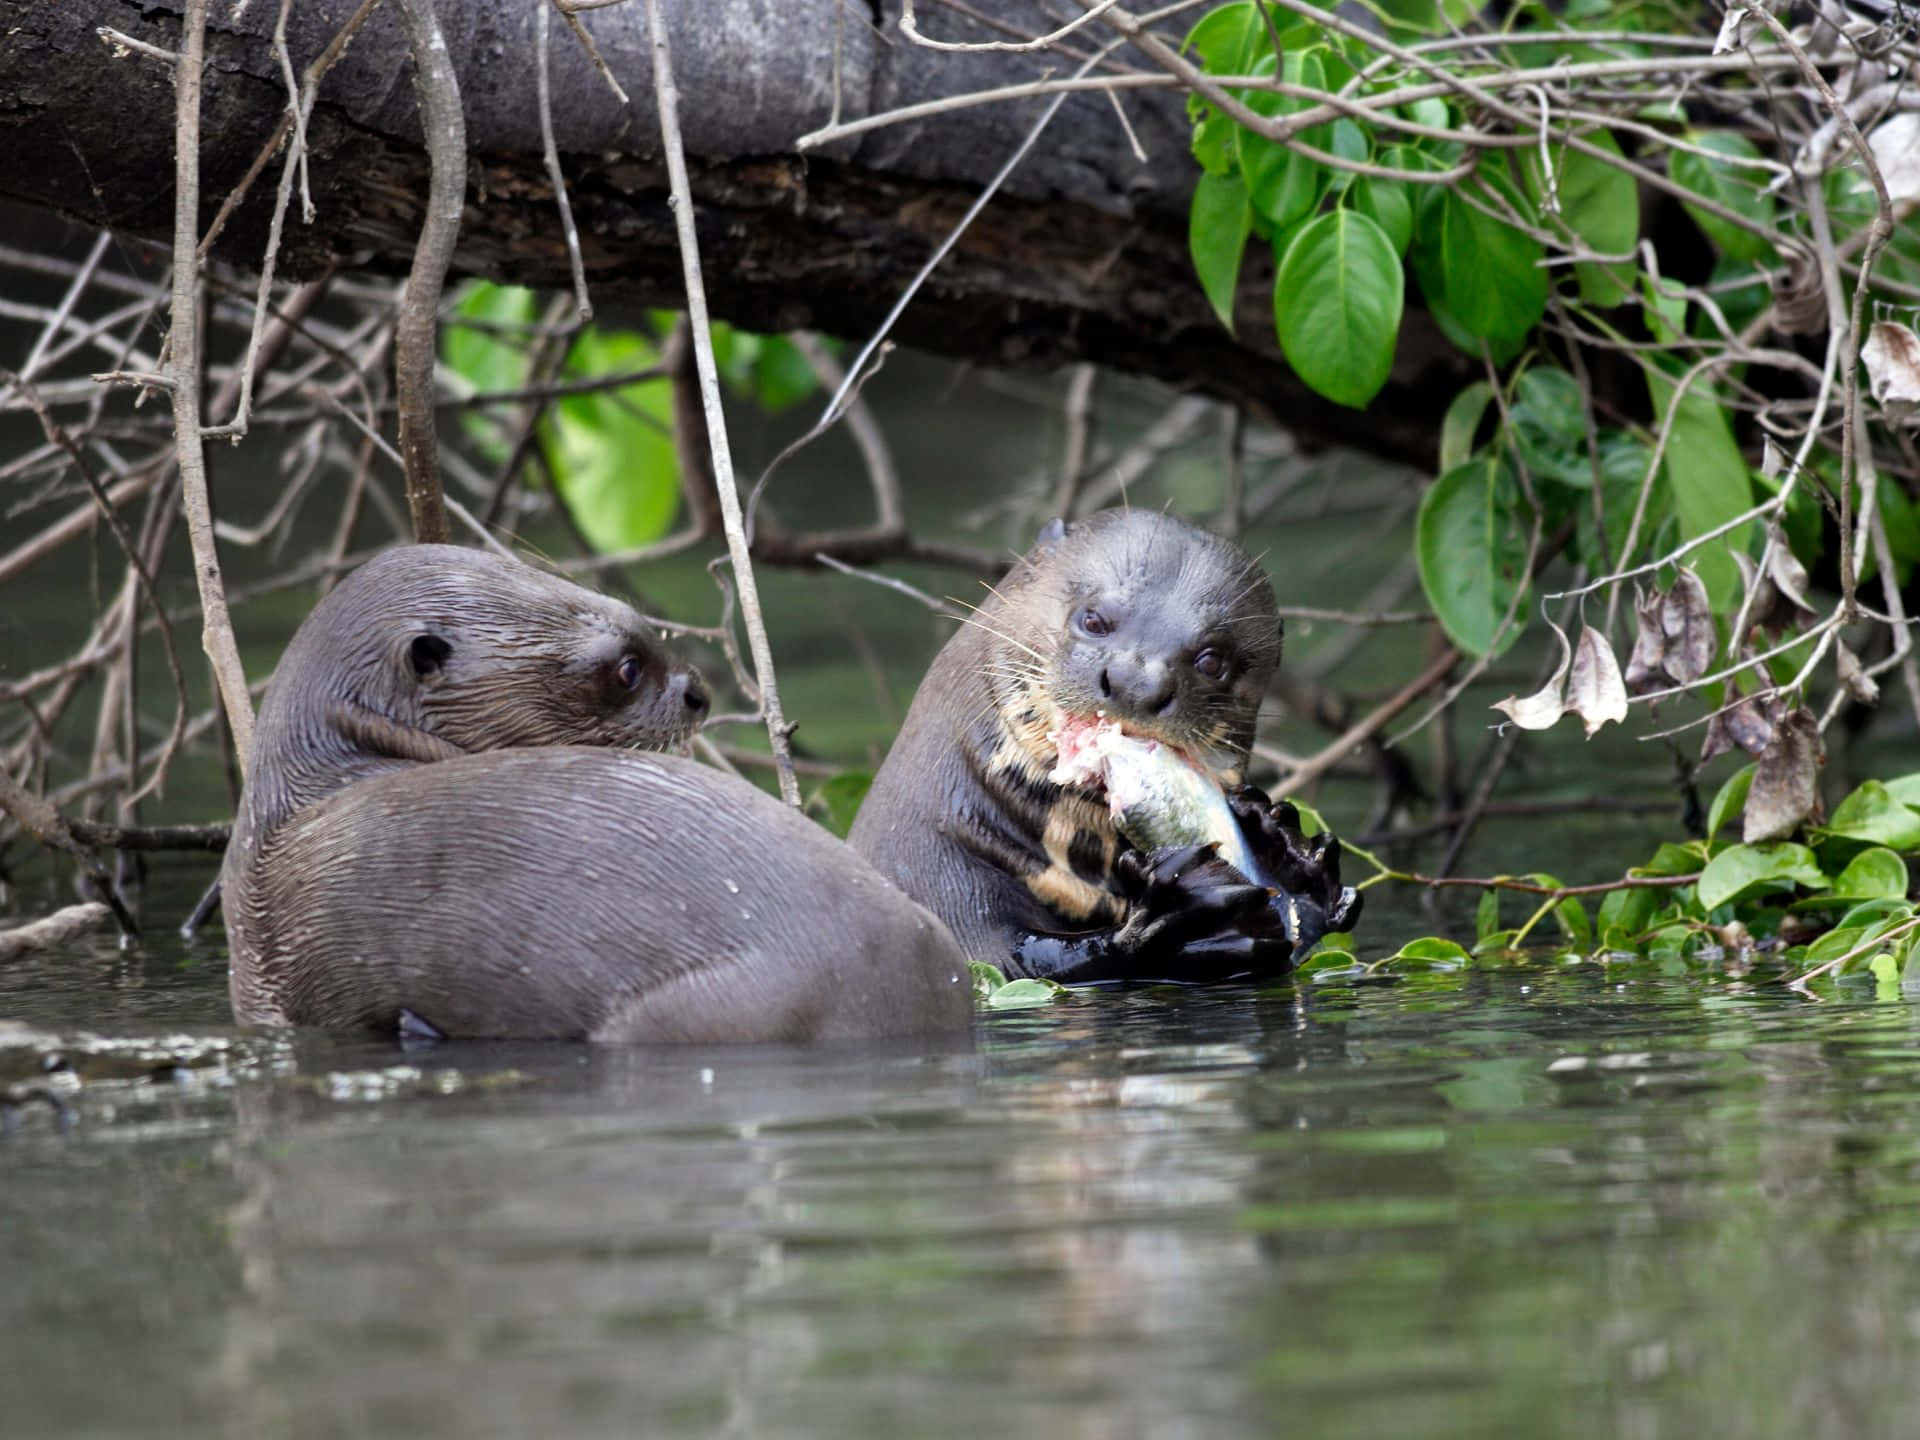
[9, 958, 1920, 1436]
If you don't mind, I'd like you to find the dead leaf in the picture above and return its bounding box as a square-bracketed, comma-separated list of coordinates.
[1862, 321, 1920, 424]
[1836, 641, 1880, 706]
[1567, 625, 1628, 738]
[1764, 537, 1816, 619]
[1711, 4, 1763, 54]
[1868, 111, 1920, 206]
[1772, 251, 1827, 336]
[1662, 568, 1715, 684]
[1492, 617, 1572, 730]
[1624, 584, 1668, 696]
[1742, 707, 1823, 844]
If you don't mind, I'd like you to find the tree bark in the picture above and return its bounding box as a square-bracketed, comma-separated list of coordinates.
[1, 0, 1467, 468]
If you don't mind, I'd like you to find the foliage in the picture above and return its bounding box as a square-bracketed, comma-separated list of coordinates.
[1180, 0, 1920, 856]
[442, 285, 822, 551]
[1336, 770, 1920, 997]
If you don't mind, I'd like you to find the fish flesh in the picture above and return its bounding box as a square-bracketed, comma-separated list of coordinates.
[1049, 718, 1266, 884]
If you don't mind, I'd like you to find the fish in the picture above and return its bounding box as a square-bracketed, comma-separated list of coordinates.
[1049, 716, 1338, 954]
[1049, 717, 1266, 885]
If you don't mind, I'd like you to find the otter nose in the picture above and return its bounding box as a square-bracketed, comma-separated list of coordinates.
[1097, 655, 1177, 717]
[677, 671, 710, 718]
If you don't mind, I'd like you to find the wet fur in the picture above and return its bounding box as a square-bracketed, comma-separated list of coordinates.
[850, 510, 1282, 973]
[225, 546, 973, 1042]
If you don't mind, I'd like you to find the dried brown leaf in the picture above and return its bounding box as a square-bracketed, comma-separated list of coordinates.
[1492, 618, 1572, 730]
[1662, 568, 1715, 684]
[1863, 321, 1920, 424]
[1837, 640, 1880, 706]
[1772, 253, 1827, 336]
[1742, 707, 1823, 844]
[1868, 112, 1920, 206]
[1567, 624, 1627, 738]
[1624, 584, 1668, 696]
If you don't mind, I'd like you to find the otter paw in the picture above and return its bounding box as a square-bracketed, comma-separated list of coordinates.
[1114, 842, 1291, 963]
[1227, 784, 1364, 950]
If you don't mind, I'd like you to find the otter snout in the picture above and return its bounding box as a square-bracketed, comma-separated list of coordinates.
[674, 669, 710, 720]
[1097, 654, 1178, 718]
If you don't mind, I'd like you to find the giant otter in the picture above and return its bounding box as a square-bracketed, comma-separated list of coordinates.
[223, 545, 972, 1043]
[849, 509, 1359, 984]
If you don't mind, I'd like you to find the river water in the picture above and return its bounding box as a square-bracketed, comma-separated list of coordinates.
[8, 913, 1920, 1438]
[8, 292, 1920, 1431]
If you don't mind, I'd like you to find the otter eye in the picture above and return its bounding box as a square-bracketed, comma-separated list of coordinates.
[408, 633, 451, 679]
[616, 654, 646, 691]
[1193, 647, 1230, 681]
[1077, 608, 1113, 638]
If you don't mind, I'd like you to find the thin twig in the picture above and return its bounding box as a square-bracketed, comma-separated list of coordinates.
[168, 0, 257, 773]
[644, 0, 801, 806]
[392, 0, 467, 543]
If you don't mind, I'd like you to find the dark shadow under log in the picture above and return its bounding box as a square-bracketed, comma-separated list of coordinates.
[0, 0, 1469, 470]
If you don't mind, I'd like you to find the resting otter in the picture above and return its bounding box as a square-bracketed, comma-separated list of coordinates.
[848, 509, 1359, 984]
[223, 545, 972, 1043]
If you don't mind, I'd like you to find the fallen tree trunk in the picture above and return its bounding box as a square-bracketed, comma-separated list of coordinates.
[0, 0, 1462, 468]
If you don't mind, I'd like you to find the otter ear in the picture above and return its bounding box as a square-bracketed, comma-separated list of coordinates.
[408, 633, 452, 679]
[1034, 516, 1070, 552]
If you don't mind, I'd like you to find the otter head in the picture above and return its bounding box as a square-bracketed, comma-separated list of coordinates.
[987, 509, 1280, 781]
[248, 545, 709, 832]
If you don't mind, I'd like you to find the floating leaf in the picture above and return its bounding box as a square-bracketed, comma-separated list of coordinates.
[1567, 624, 1628, 737]
[1862, 321, 1920, 424]
[1696, 840, 1825, 911]
[968, 960, 1009, 1002]
[1743, 707, 1822, 843]
[984, 977, 1068, 1010]
[1492, 617, 1571, 730]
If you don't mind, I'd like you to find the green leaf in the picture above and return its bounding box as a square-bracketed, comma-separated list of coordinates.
[968, 960, 1009, 1002]
[1871, 951, 1900, 997]
[711, 330, 820, 413]
[444, 283, 538, 461]
[1821, 781, 1920, 852]
[1670, 131, 1777, 263]
[1830, 847, 1909, 899]
[1351, 175, 1414, 256]
[1191, 171, 1253, 331]
[984, 977, 1067, 1010]
[1575, 434, 1656, 574]
[541, 328, 680, 552]
[1273, 209, 1403, 409]
[1476, 888, 1501, 940]
[1185, 2, 1272, 175]
[1882, 773, 1920, 809]
[1386, 936, 1472, 967]
[1638, 842, 1704, 878]
[1521, 131, 1639, 307]
[1238, 52, 1329, 234]
[1416, 454, 1530, 658]
[1528, 872, 1591, 948]
[1696, 841, 1826, 911]
[1439, 381, 1493, 473]
[1428, 162, 1547, 342]
[1509, 366, 1592, 488]
[806, 770, 873, 839]
[1598, 884, 1658, 943]
[1643, 366, 1751, 609]
[1706, 764, 1755, 840]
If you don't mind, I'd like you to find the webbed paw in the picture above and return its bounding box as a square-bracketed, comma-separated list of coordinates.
[1227, 785, 1363, 951]
[1113, 842, 1292, 974]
